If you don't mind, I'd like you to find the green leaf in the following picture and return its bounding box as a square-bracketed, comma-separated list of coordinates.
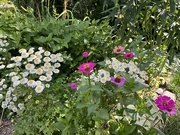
[88, 104, 99, 115]
[90, 85, 103, 91]
[34, 36, 47, 44]
[96, 108, 109, 120]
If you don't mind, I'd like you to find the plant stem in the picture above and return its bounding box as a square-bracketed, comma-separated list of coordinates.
[0, 108, 5, 125]
[88, 74, 91, 88]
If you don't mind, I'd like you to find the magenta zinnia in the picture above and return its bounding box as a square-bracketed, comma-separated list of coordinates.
[113, 46, 124, 54]
[78, 62, 95, 74]
[82, 51, 89, 57]
[110, 76, 126, 86]
[155, 95, 177, 115]
[69, 82, 78, 90]
[123, 52, 135, 59]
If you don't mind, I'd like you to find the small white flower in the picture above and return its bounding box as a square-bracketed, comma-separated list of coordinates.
[34, 58, 41, 64]
[20, 78, 28, 84]
[30, 69, 36, 74]
[28, 48, 34, 54]
[44, 51, 51, 56]
[19, 48, 27, 53]
[46, 76, 52, 82]
[13, 96, 17, 101]
[35, 85, 45, 93]
[44, 62, 51, 67]
[43, 57, 51, 62]
[27, 80, 36, 87]
[11, 76, 20, 82]
[53, 69, 59, 73]
[2, 84, 7, 89]
[45, 84, 50, 88]
[13, 81, 20, 87]
[22, 71, 29, 77]
[57, 57, 63, 62]
[21, 52, 29, 58]
[12, 107, 18, 112]
[100, 77, 106, 83]
[39, 76, 47, 81]
[7, 63, 15, 68]
[0, 94, 3, 99]
[35, 81, 42, 86]
[36, 68, 43, 75]
[46, 71, 53, 76]
[25, 63, 35, 70]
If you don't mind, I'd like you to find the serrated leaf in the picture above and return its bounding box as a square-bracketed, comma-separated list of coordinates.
[96, 108, 109, 120]
[88, 104, 99, 115]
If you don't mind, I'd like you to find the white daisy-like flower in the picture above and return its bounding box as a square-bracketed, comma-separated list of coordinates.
[7, 63, 15, 68]
[28, 48, 34, 54]
[25, 63, 35, 70]
[36, 68, 43, 75]
[54, 63, 61, 68]
[112, 65, 119, 71]
[46, 76, 52, 82]
[35, 85, 45, 93]
[53, 68, 59, 73]
[11, 76, 20, 82]
[15, 62, 21, 67]
[22, 71, 29, 77]
[49, 66, 55, 71]
[35, 51, 41, 56]
[18, 103, 24, 110]
[13, 96, 17, 101]
[0, 65, 5, 69]
[30, 54, 37, 60]
[50, 54, 56, 59]
[5, 97, 11, 102]
[36, 54, 42, 59]
[0, 82, 3, 86]
[57, 57, 64, 62]
[51, 57, 57, 63]
[21, 52, 29, 58]
[30, 69, 36, 74]
[13, 56, 22, 63]
[56, 53, 62, 57]
[46, 71, 53, 76]
[27, 57, 33, 62]
[44, 62, 51, 67]
[42, 66, 49, 72]
[2, 84, 7, 89]
[20, 78, 28, 84]
[122, 62, 128, 68]
[45, 84, 50, 88]
[44, 51, 51, 56]
[34, 58, 41, 64]
[43, 57, 51, 62]
[13, 81, 20, 87]
[1, 103, 7, 108]
[9, 72, 17, 76]
[119, 66, 125, 72]
[100, 77, 106, 83]
[35, 81, 42, 86]
[27, 80, 36, 87]
[105, 60, 111, 65]
[19, 48, 27, 53]
[0, 94, 3, 99]
[12, 107, 18, 112]
[39, 75, 47, 81]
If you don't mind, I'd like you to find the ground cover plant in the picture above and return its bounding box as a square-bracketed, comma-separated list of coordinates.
[0, 0, 180, 135]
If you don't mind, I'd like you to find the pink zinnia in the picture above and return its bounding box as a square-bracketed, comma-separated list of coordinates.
[69, 82, 78, 90]
[78, 62, 95, 74]
[113, 46, 124, 54]
[155, 95, 177, 115]
[82, 52, 89, 57]
[123, 52, 135, 59]
[110, 76, 126, 86]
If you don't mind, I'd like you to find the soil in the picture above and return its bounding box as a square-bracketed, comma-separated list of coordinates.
[0, 118, 13, 135]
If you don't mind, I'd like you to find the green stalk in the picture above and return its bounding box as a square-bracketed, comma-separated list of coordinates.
[0, 108, 5, 125]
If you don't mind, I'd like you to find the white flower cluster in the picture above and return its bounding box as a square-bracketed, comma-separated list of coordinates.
[108, 58, 149, 84]
[91, 57, 149, 85]
[0, 46, 64, 112]
[90, 69, 111, 83]
[0, 34, 8, 53]
[10, 47, 64, 93]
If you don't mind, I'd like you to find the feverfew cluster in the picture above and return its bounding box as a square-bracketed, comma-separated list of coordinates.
[90, 58, 149, 85]
[0, 46, 64, 112]
[107, 58, 149, 84]
[0, 34, 8, 53]
[10, 47, 64, 93]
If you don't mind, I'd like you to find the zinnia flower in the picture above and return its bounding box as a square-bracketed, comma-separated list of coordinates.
[155, 95, 177, 115]
[110, 76, 126, 86]
[82, 52, 89, 57]
[123, 52, 135, 59]
[69, 82, 78, 90]
[113, 46, 124, 54]
[78, 62, 95, 74]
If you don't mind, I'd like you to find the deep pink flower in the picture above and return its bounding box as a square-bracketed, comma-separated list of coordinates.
[113, 46, 124, 54]
[155, 95, 177, 115]
[78, 62, 95, 74]
[69, 82, 78, 90]
[123, 52, 135, 59]
[82, 52, 89, 57]
[110, 76, 126, 86]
